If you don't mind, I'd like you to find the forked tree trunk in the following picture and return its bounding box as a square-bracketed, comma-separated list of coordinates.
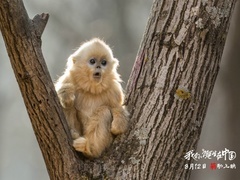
[0, 0, 236, 179]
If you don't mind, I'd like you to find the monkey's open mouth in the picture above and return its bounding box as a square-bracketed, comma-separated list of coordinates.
[93, 72, 101, 79]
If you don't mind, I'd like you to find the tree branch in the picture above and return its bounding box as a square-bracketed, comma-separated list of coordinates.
[32, 13, 49, 38]
[0, 1, 82, 179]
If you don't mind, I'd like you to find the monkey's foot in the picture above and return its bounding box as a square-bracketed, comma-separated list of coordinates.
[73, 137, 87, 153]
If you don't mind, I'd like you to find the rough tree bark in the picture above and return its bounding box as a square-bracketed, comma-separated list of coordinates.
[0, 1, 82, 179]
[0, 0, 237, 180]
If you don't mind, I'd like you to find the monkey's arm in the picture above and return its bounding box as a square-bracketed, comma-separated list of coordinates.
[111, 106, 129, 135]
[55, 75, 80, 139]
[109, 85, 129, 135]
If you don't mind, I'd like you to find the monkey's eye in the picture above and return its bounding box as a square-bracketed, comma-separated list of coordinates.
[89, 58, 96, 65]
[101, 59, 107, 66]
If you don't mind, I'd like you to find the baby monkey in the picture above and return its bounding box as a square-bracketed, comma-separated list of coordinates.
[55, 38, 129, 158]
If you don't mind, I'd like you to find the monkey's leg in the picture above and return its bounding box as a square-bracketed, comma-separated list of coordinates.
[111, 106, 129, 135]
[73, 106, 113, 158]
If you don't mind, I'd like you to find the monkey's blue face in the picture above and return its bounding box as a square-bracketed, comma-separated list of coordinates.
[87, 57, 108, 81]
[69, 39, 119, 85]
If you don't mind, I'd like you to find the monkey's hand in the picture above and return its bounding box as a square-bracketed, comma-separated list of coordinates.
[57, 84, 75, 109]
[111, 107, 129, 135]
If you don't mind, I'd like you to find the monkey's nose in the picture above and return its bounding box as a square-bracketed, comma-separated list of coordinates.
[96, 66, 101, 69]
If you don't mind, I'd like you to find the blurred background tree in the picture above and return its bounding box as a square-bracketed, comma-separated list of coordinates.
[0, 0, 239, 179]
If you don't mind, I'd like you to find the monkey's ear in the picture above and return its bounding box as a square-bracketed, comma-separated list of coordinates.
[67, 56, 75, 69]
[113, 58, 119, 67]
[72, 57, 76, 64]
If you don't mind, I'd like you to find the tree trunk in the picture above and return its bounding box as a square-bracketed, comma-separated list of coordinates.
[0, 0, 237, 180]
[0, 1, 82, 179]
[123, 0, 237, 178]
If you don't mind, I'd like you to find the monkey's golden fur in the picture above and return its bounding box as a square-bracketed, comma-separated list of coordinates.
[55, 38, 129, 158]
